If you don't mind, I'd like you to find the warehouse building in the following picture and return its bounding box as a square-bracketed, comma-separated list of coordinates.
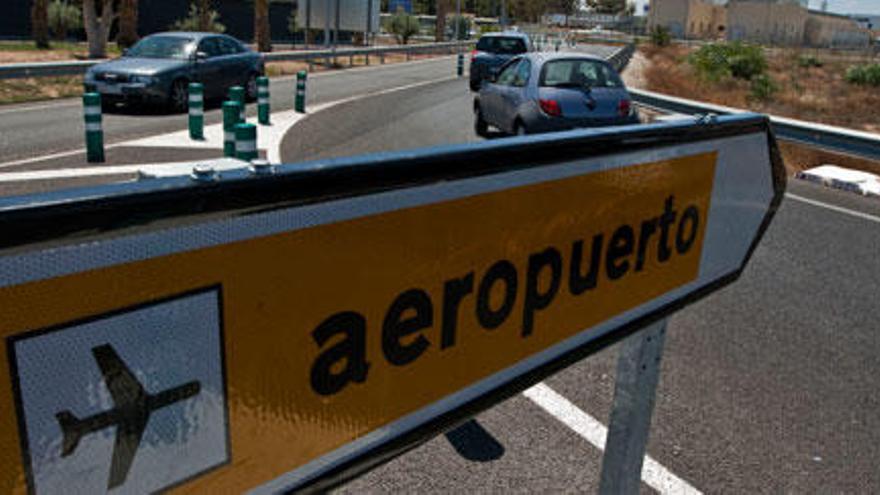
[647, 0, 872, 48]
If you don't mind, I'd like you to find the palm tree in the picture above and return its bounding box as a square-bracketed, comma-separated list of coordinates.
[199, 0, 211, 31]
[32, 0, 50, 49]
[83, 0, 116, 58]
[117, 0, 139, 48]
[255, 0, 272, 52]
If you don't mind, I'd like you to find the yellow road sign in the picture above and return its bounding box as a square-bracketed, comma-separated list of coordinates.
[0, 117, 783, 493]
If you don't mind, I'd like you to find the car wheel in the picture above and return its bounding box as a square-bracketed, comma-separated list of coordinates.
[474, 106, 489, 138]
[245, 73, 259, 102]
[168, 79, 188, 113]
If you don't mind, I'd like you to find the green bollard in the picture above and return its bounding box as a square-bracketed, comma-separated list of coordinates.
[229, 85, 245, 121]
[457, 53, 464, 77]
[223, 101, 242, 158]
[295, 71, 307, 113]
[235, 122, 258, 162]
[188, 82, 204, 140]
[257, 77, 270, 125]
[83, 92, 104, 163]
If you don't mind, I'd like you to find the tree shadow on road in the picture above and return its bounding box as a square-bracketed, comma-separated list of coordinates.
[444, 419, 505, 462]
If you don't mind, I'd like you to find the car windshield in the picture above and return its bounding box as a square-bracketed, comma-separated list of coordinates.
[476, 36, 527, 54]
[539, 59, 623, 89]
[126, 36, 194, 60]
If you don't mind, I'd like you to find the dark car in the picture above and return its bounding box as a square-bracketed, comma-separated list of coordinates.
[473, 53, 639, 137]
[469, 32, 532, 92]
[83, 32, 265, 112]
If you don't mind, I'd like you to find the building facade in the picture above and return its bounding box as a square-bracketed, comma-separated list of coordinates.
[648, 0, 871, 48]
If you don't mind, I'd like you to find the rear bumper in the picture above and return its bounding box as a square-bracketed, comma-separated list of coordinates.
[526, 113, 641, 133]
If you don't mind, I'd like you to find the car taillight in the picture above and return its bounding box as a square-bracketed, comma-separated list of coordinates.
[470, 50, 479, 63]
[618, 99, 631, 117]
[539, 99, 562, 117]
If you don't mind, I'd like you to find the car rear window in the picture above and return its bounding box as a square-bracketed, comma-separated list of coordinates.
[476, 36, 527, 55]
[539, 59, 624, 89]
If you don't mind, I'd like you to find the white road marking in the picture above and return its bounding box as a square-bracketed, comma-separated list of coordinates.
[786, 193, 880, 224]
[522, 382, 702, 495]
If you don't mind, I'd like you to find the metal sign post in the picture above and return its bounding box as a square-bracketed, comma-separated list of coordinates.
[599, 319, 668, 495]
[0, 115, 784, 493]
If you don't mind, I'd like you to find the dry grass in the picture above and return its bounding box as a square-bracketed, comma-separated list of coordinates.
[0, 41, 120, 63]
[0, 76, 84, 105]
[779, 141, 880, 176]
[265, 50, 447, 77]
[639, 44, 880, 133]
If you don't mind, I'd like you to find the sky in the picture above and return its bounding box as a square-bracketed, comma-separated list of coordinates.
[631, 0, 880, 16]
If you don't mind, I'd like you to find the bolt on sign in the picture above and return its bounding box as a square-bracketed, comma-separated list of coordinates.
[0, 114, 784, 493]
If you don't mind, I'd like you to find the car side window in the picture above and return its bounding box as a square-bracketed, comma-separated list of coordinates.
[199, 38, 223, 58]
[496, 60, 521, 86]
[219, 38, 242, 55]
[513, 60, 531, 87]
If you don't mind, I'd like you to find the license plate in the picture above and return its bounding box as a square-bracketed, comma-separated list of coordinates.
[96, 82, 123, 95]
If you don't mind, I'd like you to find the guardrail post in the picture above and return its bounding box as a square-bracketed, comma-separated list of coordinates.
[598, 319, 667, 495]
[223, 101, 241, 158]
[295, 70, 307, 113]
[188, 82, 204, 140]
[457, 52, 464, 77]
[82, 92, 104, 163]
[257, 76, 270, 125]
[365, 53, 370, 65]
[229, 85, 246, 122]
[380, 53, 385, 64]
[235, 122, 258, 161]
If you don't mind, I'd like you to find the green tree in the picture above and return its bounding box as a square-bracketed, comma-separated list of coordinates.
[586, 0, 626, 14]
[390, 9, 420, 44]
[48, 0, 82, 41]
[171, 4, 226, 33]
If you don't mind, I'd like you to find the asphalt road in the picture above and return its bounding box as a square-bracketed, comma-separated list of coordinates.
[0, 55, 463, 164]
[278, 75, 880, 493]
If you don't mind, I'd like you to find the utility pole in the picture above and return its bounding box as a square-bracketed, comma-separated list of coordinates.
[365, 0, 372, 46]
[334, 0, 340, 49]
[324, 0, 331, 47]
[501, 0, 507, 29]
[454, 0, 461, 40]
[306, 0, 312, 46]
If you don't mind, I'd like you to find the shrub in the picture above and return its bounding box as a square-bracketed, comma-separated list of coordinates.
[47, 0, 82, 41]
[171, 4, 226, 33]
[650, 26, 671, 47]
[389, 10, 420, 45]
[749, 74, 778, 101]
[689, 42, 766, 81]
[797, 54, 823, 68]
[845, 64, 880, 87]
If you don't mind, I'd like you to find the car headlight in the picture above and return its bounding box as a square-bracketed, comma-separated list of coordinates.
[130, 74, 157, 85]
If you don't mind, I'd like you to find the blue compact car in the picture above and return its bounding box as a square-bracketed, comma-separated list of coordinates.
[473, 52, 639, 137]
[469, 32, 533, 92]
[83, 32, 265, 112]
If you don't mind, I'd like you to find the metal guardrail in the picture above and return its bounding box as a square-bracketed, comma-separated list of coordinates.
[0, 41, 473, 80]
[605, 44, 880, 161]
